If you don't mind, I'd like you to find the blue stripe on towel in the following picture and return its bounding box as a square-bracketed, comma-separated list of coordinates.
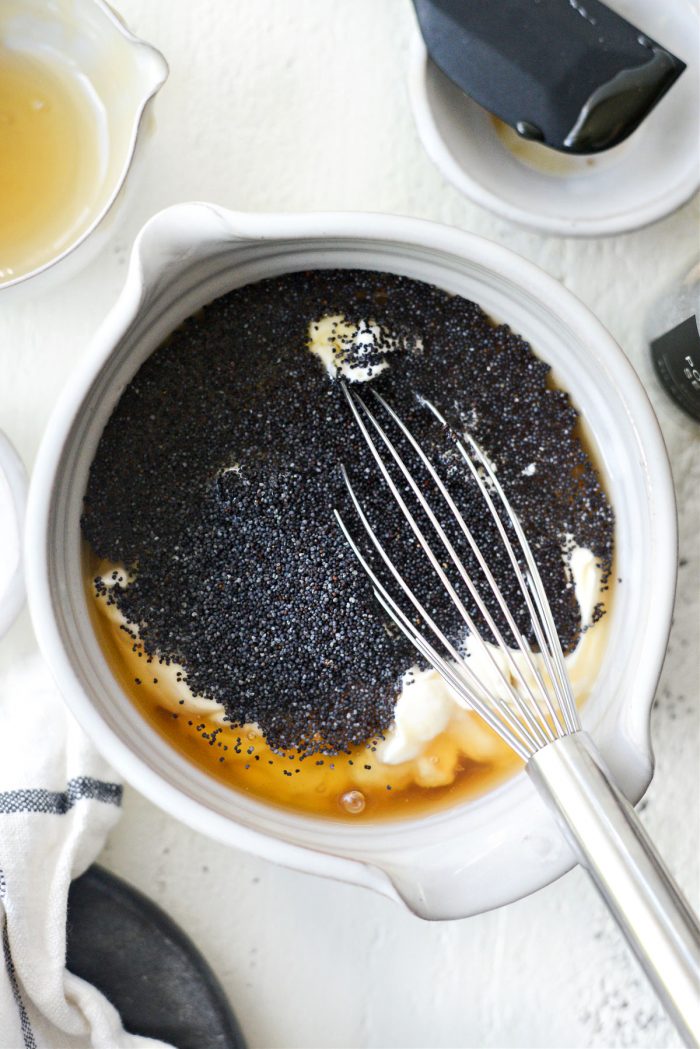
[0, 776, 122, 815]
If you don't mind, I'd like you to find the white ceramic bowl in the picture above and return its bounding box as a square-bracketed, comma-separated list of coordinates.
[26, 205, 677, 919]
[0, 0, 168, 298]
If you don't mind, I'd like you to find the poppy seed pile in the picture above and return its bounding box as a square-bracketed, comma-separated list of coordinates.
[82, 270, 614, 757]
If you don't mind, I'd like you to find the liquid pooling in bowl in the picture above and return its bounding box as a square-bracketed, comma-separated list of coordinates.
[0, 45, 105, 282]
[81, 270, 614, 821]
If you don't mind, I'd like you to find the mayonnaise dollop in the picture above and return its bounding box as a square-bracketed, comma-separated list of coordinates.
[307, 314, 401, 382]
[377, 545, 604, 765]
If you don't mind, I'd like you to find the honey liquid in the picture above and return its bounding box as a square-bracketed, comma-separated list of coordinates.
[0, 46, 103, 282]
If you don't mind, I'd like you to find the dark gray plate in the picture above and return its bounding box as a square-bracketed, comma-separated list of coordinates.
[67, 865, 245, 1049]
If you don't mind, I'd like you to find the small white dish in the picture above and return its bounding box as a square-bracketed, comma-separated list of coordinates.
[0, 0, 168, 299]
[408, 0, 700, 237]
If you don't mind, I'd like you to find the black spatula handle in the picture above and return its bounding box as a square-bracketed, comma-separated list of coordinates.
[413, 0, 686, 153]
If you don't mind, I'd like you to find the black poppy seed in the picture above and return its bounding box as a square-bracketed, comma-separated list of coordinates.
[83, 269, 613, 759]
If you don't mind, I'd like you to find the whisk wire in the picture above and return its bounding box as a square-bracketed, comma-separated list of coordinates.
[348, 390, 554, 751]
[337, 460, 529, 744]
[368, 388, 561, 743]
[455, 415, 579, 734]
[334, 498, 534, 759]
[420, 396, 577, 737]
[371, 588, 533, 760]
[344, 390, 562, 751]
[338, 384, 587, 757]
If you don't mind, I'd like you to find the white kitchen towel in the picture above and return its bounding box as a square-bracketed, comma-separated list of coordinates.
[0, 655, 172, 1049]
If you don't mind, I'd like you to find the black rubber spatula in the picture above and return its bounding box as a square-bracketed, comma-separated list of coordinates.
[413, 0, 686, 153]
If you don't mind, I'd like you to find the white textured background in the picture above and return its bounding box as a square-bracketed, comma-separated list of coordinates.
[1, 2, 699, 1046]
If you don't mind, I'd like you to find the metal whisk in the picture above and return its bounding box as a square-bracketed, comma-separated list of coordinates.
[335, 384, 700, 1046]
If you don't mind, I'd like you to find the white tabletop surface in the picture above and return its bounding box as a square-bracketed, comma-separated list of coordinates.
[1, 2, 699, 1047]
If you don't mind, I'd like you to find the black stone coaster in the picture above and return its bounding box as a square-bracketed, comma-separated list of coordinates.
[66, 865, 246, 1049]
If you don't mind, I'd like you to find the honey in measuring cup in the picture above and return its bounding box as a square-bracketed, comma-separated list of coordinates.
[0, 45, 103, 283]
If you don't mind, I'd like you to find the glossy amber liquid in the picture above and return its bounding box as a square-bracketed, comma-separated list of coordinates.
[0, 46, 102, 281]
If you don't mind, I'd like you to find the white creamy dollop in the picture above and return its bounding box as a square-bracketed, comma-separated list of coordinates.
[567, 542, 600, 629]
[380, 670, 453, 764]
[307, 314, 399, 382]
[377, 544, 604, 766]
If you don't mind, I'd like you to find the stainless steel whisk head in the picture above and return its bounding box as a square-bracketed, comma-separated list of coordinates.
[335, 382, 579, 761]
[334, 382, 700, 1047]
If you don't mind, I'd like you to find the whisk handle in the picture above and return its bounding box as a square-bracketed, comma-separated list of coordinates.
[527, 731, 700, 1047]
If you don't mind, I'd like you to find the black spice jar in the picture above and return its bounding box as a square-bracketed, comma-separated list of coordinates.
[647, 258, 700, 423]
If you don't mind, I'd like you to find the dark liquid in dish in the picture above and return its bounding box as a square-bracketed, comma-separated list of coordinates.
[82, 270, 614, 820]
